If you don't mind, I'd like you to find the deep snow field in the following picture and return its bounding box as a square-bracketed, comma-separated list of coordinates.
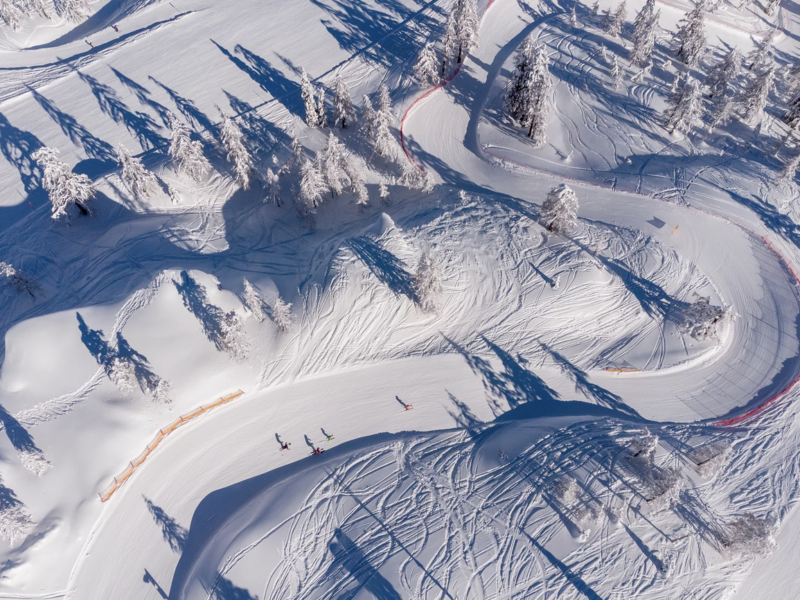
[1, 0, 800, 598]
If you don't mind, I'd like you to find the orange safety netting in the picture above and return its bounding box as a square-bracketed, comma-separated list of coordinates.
[99, 390, 244, 502]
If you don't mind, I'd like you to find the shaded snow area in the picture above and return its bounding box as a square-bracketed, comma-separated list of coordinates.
[1, 0, 800, 596]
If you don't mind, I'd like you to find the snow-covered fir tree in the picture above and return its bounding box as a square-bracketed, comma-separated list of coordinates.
[413, 251, 443, 312]
[379, 182, 390, 203]
[168, 113, 210, 181]
[167, 183, 181, 205]
[399, 156, 422, 188]
[33, 147, 95, 220]
[217, 108, 253, 189]
[764, 0, 780, 16]
[705, 48, 741, 100]
[361, 94, 378, 139]
[0, 0, 23, 29]
[271, 295, 293, 331]
[316, 87, 328, 128]
[599, 43, 608, 60]
[680, 295, 732, 340]
[610, 55, 622, 88]
[505, 35, 536, 121]
[569, 5, 577, 26]
[242, 278, 266, 322]
[263, 167, 282, 206]
[526, 46, 552, 145]
[747, 28, 777, 71]
[785, 89, 800, 129]
[414, 42, 439, 86]
[321, 132, 349, 197]
[780, 151, 800, 184]
[741, 62, 775, 126]
[374, 84, 397, 158]
[590, 1, 599, 17]
[441, 9, 459, 75]
[20, 0, 51, 18]
[601, 8, 612, 30]
[421, 170, 435, 193]
[292, 184, 316, 224]
[630, 0, 660, 67]
[664, 75, 702, 133]
[709, 93, 735, 132]
[300, 69, 319, 128]
[117, 143, 158, 200]
[54, 0, 89, 22]
[0, 262, 37, 298]
[605, 0, 627, 37]
[449, 0, 480, 64]
[675, 1, 706, 67]
[539, 183, 579, 234]
[332, 74, 356, 128]
[299, 157, 327, 208]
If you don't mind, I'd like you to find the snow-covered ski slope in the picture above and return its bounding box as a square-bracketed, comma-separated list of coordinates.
[2, 0, 800, 597]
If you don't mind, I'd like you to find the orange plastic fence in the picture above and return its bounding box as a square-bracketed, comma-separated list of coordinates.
[99, 390, 244, 502]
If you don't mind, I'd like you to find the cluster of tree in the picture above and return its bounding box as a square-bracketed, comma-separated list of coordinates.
[504, 35, 552, 145]
[0, 261, 37, 298]
[412, 0, 480, 86]
[300, 71, 356, 130]
[242, 278, 294, 331]
[0, 0, 88, 29]
[679, 295, 733, 340]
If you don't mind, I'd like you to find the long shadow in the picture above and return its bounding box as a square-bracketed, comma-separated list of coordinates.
[223, 90, 283, 156]
[111, 68, 172, 127]
[31, 89, 114, 160]
[116, 332, 166, 396]
[328, 529, 402, 600]
[173, 271, 232, 353]
[347, 236, 418, 302]
[148, 77, 215, 133]
[211, 41, 303, 117]
[76, 312, 113, 367]
[0, 113, 43, 193]
[78, 71, 166, 150]
[0, 404, 45, 459]
[144, 497, 188, 554]
[208, 576, 257, 600]
[539, 341, 642, 419]
[623, 524, 665, 573]
[143, 569, 168, 599]
[445, 390, 483, 439]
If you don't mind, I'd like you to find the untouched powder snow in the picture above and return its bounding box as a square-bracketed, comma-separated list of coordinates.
[0, 0, 799, 597]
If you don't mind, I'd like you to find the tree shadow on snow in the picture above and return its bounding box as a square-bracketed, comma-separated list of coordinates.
[144, 496, 188, 554]
[173, 271, 234, 353]
[328, 529, 402, 600]
[347, 236, 418, 302]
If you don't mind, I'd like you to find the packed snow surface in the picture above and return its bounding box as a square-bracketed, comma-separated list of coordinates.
[1, 0, 800, 598]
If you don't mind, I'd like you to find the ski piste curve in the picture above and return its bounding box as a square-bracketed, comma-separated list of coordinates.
[399, 0, 800, 429]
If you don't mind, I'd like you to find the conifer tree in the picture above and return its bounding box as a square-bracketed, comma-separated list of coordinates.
[271, 296, 293, 331]
[630, 0, 660, 67]
[300, 69, 319, 128]
[539, 184, 579, 233]
[525, 47, 552, 145]
[741, 62, 775, 126]
[709, 93, 735, 132]
[413, 251, 443, 312]
[591, 1, 599, 17]
[379, 182, 390, 204]
[0, 0, 23, 29]
[747, 28, 777, 71]
[780, 152, 800, 183]
[675, 1, 706, 68]
[414, 42, 440, 86]
[569, 5, 577, 26]
[33, 147, 95, 220]
[441, 11, 459, 76]
[263, 167, 282, 206]
[505, 35, 537, 122]
[168, 113, 210, 181]
[117, 143, 158, 200]
[664, 75, 702, 133]
[705, 48, 741, 100]
[55, 0, 89, 22]
[217, 107, 254, 189]
[455, 0, 480, 63]
[322, 132, 348, 197]
[361, 95, 378, 139]
[332, 74, 356, 128]
[242, 279, 266, 322]
[299, 157, 327, 208]
[316, 87, 329, 128]
[374, 84, 397, 158]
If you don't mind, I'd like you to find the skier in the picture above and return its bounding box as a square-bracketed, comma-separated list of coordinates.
[112, 24, 119, 32]
[325, 433, 334, 442]
[312, 447, 325, 455]
[85, 40, 94, 49]
[280, 441, 290, 451]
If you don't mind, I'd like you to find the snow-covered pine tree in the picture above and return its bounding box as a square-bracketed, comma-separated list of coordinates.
[505, 35, 537, 122]
[263, 167, 282, 206]
[422, 169, 435, 193]
[747, 28, 777, 71]
[0, 262, 37, 298]
[117, 143, 158, 200]
[741, 61, 775, 126]
[19, 0, 51, 18]
[780, 151, 800, 183]
[675, 1, 706, 67]
[316, 87, 329, 128]
[374, 84, 397, 158]
[343, 154, 368, 203]
[569, 5, 577, 26]
[300, 157, 327, 208]
[664, 75, 702, 133]
[525, 46, 552, 145]
[300, 69, 319, 128]
[0, 0, 23, 29]
[54, 0, 89, 22]
[398, 156, 422, 188]
[271, 295, 293, 331]
[413, 251, 443, 312]
[441, 10, 459, 75]
[217, 107, 254, 189]
[610, 55, 622, 88]
[455, 0, 480, 63]
[601, 8, 612, 30]
[630, 0, 660, 67]
[322, 132, 349, 197]
[167, 184, 181, 204]
[242, 278, 266, 321]
[332, 74, 356, 128]
[605, 0, 627, 37]
[414, 42, 440, 86]
[709, 93, 735, 132]
[785, 89, 800, 129]
[168, 113, 210, 181]
[33, 147, 95, 220]
[600, 43, 608, 60]
[705, 48, 741, 100]
[591, 1, 599, 17]
[379, 182, 390, 204]
[361, 94, 378, 139]
[539, 183, 579, 233]
[292, 184, 316, 224]
[764, 0, 779, 16]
